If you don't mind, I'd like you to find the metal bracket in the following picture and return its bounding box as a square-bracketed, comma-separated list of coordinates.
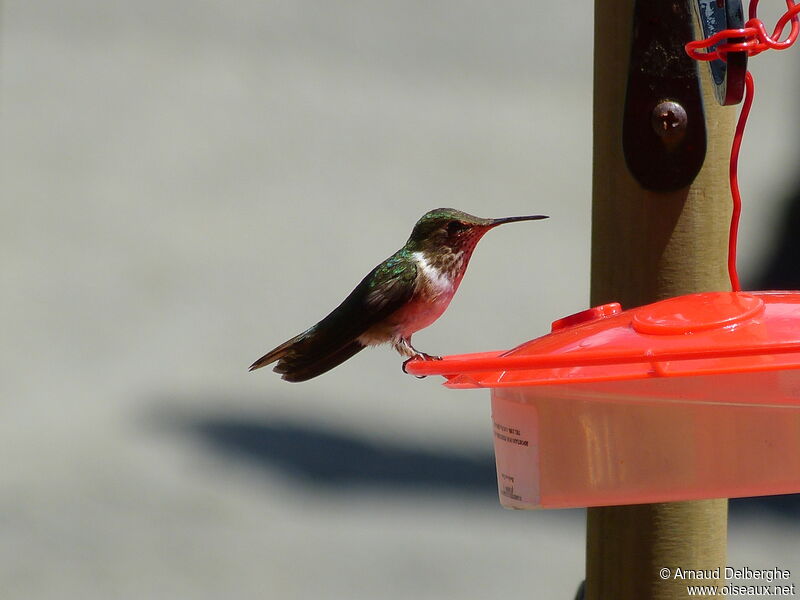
[623, 0, 707, 192]
[690, 0, 748, 105]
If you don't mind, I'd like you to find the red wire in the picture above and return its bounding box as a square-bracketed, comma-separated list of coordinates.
[685, 0, 800, 291]
[727, 71, 754, 292]
[686, 0, 800, 60]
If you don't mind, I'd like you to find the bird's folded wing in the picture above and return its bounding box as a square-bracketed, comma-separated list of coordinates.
[249, 254, 418, 378]
[309, 253, 418, 347]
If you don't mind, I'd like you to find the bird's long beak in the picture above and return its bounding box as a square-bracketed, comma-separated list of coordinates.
[488, 215, 549, 228]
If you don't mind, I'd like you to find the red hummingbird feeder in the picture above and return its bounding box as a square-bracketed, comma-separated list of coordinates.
[407, 292, 800, 508]
[405, 0, 800, 509]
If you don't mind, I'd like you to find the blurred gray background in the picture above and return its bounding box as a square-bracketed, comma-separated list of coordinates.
[3, 1, 800, 598]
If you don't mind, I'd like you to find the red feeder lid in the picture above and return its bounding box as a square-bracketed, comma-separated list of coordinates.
[405, 291, 800, 391]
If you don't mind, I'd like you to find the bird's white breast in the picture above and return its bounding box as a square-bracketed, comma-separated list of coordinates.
[360, 250, 464, 345]
[382, 251, 458, 338]
[412, 251, 455, 297]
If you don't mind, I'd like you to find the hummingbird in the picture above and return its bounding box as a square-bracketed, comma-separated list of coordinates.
[249, 208, 548, 382]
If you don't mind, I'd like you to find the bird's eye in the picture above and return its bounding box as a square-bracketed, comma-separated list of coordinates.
[447, 220, 464, 235]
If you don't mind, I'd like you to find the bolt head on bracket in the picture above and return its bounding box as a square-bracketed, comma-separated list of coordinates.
[622, 0, 707, 192]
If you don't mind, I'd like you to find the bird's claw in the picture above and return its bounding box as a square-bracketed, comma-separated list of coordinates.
[402, 353, 443, 378]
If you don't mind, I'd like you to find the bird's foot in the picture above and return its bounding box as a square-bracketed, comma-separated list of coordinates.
[401, 353, 442, 378]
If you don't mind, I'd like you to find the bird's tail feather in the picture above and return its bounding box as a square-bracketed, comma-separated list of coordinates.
[249, 327, 366, 382]
[248, 333, 305, 372]
[276, 340, 365, 382]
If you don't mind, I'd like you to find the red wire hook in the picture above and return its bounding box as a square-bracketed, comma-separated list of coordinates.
[685, 0, 800, 292]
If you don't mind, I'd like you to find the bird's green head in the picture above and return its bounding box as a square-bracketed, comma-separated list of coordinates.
[405, 208, 548, 255]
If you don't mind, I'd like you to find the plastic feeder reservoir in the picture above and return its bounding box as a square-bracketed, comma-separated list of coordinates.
[406, 291, 800, 509]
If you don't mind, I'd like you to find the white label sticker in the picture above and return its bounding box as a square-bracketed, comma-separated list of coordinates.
[491, 391, 541, 509]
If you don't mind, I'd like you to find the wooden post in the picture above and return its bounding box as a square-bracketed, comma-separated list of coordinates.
[587, 0, 736, 596]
